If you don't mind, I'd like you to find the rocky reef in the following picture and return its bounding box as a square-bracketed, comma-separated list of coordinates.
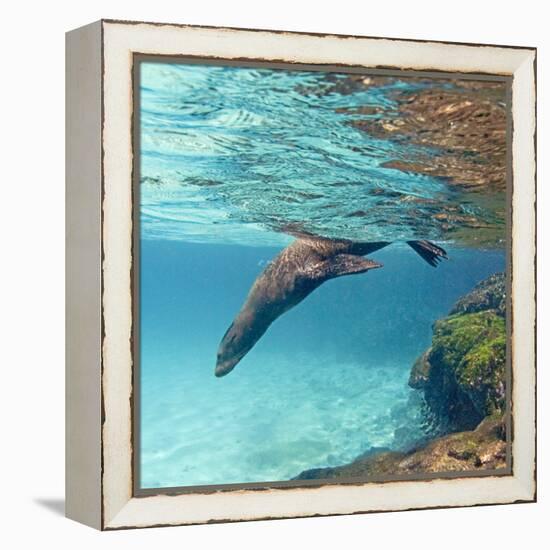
[296, 273, 508, 480]
[295, 413, 506, 479]
[449, 272, 506, 317]
[409, 272, 507, 432]
[328, 76, 508, 248]
[337, 76, 508, 193]
[298, 74, 507, 192]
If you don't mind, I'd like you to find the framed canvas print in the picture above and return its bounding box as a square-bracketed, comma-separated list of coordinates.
[66, 20, 536, 530]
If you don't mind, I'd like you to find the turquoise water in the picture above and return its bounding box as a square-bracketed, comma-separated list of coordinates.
[140, 63, 500, 246]
[138, 62, 506, 488]
[140, 242, 504, 488]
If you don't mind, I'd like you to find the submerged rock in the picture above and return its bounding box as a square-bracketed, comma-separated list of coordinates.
[412, 311, 506, 431]
[409, 350, 432, 390]
[410, 273, 507, 432]
[337, 78, 508, 248]
[450, 272, 506, 317]
[294, 414, 507, 479]
[352, 85, 507, 193]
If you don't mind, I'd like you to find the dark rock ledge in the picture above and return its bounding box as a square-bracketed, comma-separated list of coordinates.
[295, 414, 506, 480]
[296, 273, 507, 480]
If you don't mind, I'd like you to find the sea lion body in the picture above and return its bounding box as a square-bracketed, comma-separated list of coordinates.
[215, 237, 447, 377]
[215, 238, 385, 377]
[215, 237, 448, 377]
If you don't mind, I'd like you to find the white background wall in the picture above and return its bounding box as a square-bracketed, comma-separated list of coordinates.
[2, 0, 546, 547]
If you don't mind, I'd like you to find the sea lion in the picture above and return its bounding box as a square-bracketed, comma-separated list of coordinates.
[215, 237, 447, 377]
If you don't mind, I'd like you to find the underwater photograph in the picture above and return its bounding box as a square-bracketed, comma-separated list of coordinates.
[136, 60, 510, 490]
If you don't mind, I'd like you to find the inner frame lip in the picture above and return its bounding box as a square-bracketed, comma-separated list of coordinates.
[130, 52, 514, 498]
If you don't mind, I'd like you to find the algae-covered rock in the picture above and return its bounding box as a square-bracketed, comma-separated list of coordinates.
[425, 311, 506, 430]
[294, 413, 507, 479]
[409, 273, 507, 432]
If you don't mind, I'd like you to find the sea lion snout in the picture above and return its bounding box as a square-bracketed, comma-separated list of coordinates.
[216, 307, 271, 377]
[215, 321, 249, 377]
[215, 352, 242, 377]
[214, 322, 243, 377]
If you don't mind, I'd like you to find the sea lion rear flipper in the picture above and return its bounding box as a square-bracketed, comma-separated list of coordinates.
[407, 240, 448, 267]
[323, 254, 383, 279]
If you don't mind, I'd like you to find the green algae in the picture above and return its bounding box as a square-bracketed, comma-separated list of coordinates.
[430, 311, 506, 415]
[409, 274, 507, 432]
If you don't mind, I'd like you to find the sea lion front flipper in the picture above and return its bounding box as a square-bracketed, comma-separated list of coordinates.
[348, 241, 391, 256]
[407, 240, 448, 267]
[321, 254, 383, 279]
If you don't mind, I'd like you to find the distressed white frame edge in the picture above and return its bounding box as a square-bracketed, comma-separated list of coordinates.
[66, 20, 103, 530]
[67, 19, 536, 531]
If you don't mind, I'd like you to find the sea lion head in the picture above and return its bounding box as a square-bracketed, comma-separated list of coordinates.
[215, 316, 257, 377]
[215, 341, 242, 378]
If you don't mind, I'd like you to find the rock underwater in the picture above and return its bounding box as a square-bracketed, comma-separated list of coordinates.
[409, 272, 507, 432]
[334, 76, 508, 249]
[295, 414, 506, 479]
[295, 273, 508, 480]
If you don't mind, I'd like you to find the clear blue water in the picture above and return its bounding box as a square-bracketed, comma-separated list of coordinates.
[140, 241, 504, 488]
[138, 62, 506, 488]
[140, 63, 502, 246]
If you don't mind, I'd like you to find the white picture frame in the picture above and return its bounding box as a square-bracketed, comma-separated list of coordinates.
[66, 19, 536, 530]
